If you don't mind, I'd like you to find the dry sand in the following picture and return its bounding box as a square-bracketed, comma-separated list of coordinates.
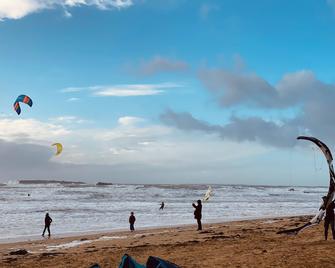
[1, 216, 335, 267]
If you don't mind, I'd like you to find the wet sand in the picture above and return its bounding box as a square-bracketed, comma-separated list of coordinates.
[1, 216, 335, 267]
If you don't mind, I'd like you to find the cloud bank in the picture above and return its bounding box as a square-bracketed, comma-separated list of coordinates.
[161, 68, 335, 147]
[136, 56, 189, 76]
[0, 115, 270, 183]
[0, 0, 133, 20]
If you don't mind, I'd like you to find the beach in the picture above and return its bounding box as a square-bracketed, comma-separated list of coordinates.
[1, 215, 335, 267]
[1, 1, 334, 267]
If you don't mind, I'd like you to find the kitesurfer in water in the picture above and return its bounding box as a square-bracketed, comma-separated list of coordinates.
[322, 196, 335, 240]
[42, 213, 52, 237]
[129, 212, 136, 232]
[159, 202, 165, 210]
[192, 200, 202, 231]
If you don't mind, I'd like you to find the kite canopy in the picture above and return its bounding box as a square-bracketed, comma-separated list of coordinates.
[118, 254, 180, 268]
[52, 143, 63, 156]
[119, 254, 145, 268]
[203, 186, 212, 202]
[13, 95, 33, 115]
[278, 136, 335, 235]
[146, 256, 180, 268]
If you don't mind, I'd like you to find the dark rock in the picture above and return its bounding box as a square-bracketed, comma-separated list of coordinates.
[9, 249, 28, 255]
[96, 182, 113, 186]
[40, 252, 63, 257]
[89, 264, 101, 268]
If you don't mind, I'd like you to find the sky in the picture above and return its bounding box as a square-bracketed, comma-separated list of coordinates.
[0, 0, 335, 185]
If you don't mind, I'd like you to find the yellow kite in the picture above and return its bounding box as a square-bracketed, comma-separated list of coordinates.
[52, 143, 63, 156]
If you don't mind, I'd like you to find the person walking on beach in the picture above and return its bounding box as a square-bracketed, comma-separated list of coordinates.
[322, 196, 335, 240]
[42, 212, 52, 237]
[159, 202, 165, 210]
[129, 212, 136, 232]
[192, 200, 202, 231]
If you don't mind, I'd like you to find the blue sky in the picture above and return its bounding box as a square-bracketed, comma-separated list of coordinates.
[0, 0, 335, 185]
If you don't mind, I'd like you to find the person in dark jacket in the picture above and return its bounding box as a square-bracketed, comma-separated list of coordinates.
[129, 212, 136, 232]
[322, 196, 335, 240]
[192, 200, 202, 231]
[159, 202, 165, 210]
[42, 213, 52, 237]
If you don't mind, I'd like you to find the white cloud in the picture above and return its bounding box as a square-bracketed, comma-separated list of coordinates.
[63, 9, 72, 18]
[67, 97, 80, 102]
[118, 116, 144, 126]
[0, 114, 292, 184]
[138, 141, 152, 146]
[95, 87, 163, 96]
[0, 0, 133, 21]
[95, 123, 171, 143]
[64, 0, 132, 9]
[0, 0, 43, 20]
[49, 115, 89, 124]
[93, 83, 181, 97]
[61, 83, 182, 97]
[0, 118, 70, 143]
[61, 87, 86, 93]
[109, 147, 136, 155]
[0, 114, 172, 164]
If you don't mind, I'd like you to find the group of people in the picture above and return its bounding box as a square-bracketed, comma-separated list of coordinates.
[42, 197, 335, 240]
[41, 200, 203, 237]
[127, 200, 203, 232]
[127, 202, 165, 232]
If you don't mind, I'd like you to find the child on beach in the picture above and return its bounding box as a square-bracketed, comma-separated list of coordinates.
[129, 212, 136, 232]
[42, 212, 53, 237]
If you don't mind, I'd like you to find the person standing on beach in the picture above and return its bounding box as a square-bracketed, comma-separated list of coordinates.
[322, 196, 335, 240]
[129, 212, 136, 232]
[159, 202, 165, 210]
[42, 213, 52, 237]
[192, 200, 202, 231]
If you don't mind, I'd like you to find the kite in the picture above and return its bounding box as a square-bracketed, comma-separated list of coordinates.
[203, 186, 213, 202]
[277, 136, 335, 235]
[13, 95, 33, 115]
[52, 143, 63, 156]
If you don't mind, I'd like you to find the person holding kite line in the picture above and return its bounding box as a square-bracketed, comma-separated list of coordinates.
[159, 202, 165, 210]
[192, 200, 202, 231]
[322, 196, 335, 240]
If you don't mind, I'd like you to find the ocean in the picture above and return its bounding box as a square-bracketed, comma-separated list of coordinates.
[0, 181, 327, 242]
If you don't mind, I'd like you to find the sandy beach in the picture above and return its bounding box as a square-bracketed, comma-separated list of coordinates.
[1, 215, 335, 267]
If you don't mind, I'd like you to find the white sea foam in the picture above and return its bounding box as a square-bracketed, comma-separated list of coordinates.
[97, 235, 127, 241]
[47, 240, 92, 250]
[46, 235, 128, 251]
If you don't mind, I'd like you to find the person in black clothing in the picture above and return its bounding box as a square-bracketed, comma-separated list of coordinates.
[322, 196, 335, 240]
[129, 212, 136, 232]
[192, 200, 202, 231]
[159, 202, 165, 210]
[42, 213, 52, 237]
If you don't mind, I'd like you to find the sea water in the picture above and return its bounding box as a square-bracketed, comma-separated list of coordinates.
[0, 182, 326, 242]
